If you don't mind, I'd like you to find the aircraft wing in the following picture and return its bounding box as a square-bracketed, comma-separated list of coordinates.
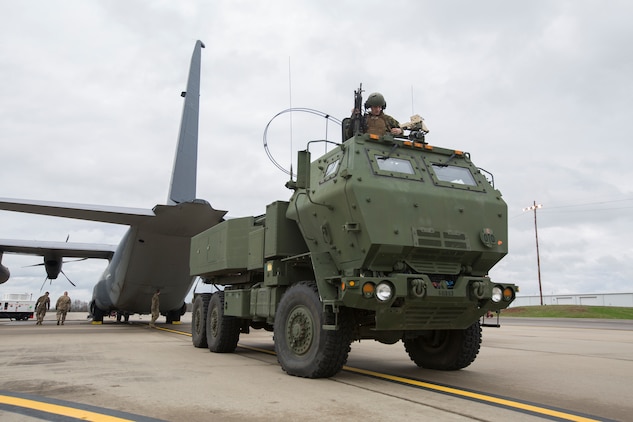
[0, 238, 116, 259]
[0, 197, 155, 226]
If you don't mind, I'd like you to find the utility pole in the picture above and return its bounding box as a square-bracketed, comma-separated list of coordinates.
[523, 201, 543, 305]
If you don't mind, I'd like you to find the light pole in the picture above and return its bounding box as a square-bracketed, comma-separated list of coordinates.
[523, 201, 543, 305]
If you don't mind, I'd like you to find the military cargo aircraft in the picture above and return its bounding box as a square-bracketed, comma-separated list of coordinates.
[0, 40, 226, 323]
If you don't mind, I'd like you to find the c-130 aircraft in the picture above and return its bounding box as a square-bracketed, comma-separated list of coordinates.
[0, 40, 226, 323]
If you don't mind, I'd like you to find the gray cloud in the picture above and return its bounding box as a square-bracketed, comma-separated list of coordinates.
[1, 0, 631, 303]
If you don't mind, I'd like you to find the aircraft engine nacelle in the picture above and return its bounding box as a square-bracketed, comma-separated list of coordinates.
[44, 257, 62, 280]
[0, 252, 9, 284]
[0, 264, 9, 284]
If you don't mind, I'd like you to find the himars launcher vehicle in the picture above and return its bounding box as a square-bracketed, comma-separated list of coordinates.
[190, 89, 518, 378]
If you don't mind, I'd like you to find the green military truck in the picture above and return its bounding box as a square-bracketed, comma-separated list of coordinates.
[190, 123, 517, 378]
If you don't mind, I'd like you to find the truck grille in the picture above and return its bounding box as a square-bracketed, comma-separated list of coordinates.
[412, 228, 470, 249]
[404, 306, 470, 327]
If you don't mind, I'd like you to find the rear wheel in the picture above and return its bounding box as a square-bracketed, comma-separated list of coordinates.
[192, 294, 210, 348]
[403, 322, 481, 370]
[206, 292, 240, 353]
[274, 281, 353, 378]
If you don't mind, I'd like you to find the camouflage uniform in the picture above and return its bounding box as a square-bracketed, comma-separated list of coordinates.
[364, 112, 401, 137]
[150, 290, 160, 327]
[346, 111, 401, 139]
[55, 292, 72, 325]
[35, 292, 50, 325]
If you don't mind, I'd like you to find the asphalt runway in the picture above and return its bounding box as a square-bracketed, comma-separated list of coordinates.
[1, 313, 631, 421]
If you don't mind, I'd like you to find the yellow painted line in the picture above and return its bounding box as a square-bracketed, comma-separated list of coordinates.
[238, 344, 276, 355]
[0, 394, 133, 421]
[152, 325, 190, 335]
[344, 367, 602, 422]
[166, 327, 601, 421]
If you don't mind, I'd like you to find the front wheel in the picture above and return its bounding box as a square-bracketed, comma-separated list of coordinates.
[274, 281, 353, 378]
[403, 322, 482, 370]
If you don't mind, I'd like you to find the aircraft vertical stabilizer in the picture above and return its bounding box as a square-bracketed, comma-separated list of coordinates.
[168, 40, 206, 205]
[0, 40, 227, 322]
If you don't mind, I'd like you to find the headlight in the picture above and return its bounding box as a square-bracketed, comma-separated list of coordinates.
[376, 282, 393, 302]
[491, 286, 503, 303]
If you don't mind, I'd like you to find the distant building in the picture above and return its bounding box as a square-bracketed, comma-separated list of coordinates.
[512, 293, 633, 307]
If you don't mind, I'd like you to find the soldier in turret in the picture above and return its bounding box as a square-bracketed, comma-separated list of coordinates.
[55, 291, 71, 325]
[346, 92, 403, 138]
[35, 292, 50, 325]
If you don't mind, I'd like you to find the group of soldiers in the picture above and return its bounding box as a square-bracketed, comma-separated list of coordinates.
[34, 289, 161, 327]
[34, 291, 72, 325]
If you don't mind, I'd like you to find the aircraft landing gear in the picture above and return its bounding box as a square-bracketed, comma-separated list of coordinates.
[116, 311, 130, 323]
[90, 301, 106, 324]
[165, 303, 187, 324]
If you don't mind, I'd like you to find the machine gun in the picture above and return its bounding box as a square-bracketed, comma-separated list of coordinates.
[352, 83, 365, 136]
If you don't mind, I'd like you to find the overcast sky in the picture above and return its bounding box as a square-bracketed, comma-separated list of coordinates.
[1, 0, 632, 304]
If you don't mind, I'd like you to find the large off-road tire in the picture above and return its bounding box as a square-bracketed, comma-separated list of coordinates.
[192, 294, 210, 348]
[206, 292, 240, 353]
[274, 281, 353, 378]
[403, 322, 482, 370]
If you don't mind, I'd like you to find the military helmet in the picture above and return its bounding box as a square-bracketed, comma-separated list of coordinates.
[364, 92, 386, 109]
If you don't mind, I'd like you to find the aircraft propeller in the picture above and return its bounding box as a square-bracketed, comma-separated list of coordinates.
[25, 236, 89, 290]
[38, 268, 77, 291]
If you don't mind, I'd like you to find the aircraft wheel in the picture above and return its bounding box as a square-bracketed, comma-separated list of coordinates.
[403, 322, 481, 370]
[274, 281, 353, 378]
[90, 301, 105, 323]
[192, 294, 210, 348]
[206, 291, 240, 353]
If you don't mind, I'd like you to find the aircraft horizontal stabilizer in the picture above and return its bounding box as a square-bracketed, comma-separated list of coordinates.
[0, 197, 154, 226]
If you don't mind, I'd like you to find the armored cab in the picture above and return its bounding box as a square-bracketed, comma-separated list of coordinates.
[286, 133, 512, 332]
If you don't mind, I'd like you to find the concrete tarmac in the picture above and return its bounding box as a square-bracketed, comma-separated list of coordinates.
[1, 313, 631, 421]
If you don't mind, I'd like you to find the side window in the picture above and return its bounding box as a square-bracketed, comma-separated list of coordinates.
[324, 160, 339, 178]
[319, 154, 342, 184]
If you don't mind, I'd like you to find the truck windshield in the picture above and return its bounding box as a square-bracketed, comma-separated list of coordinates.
[376, 156, 415, 175]
[432, 164, 477, 186]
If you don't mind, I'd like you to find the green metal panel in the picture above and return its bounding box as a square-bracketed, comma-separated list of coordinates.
[247, 227, 265, 270]
[224, 289, 251, 318]
[249, 286, 283, 320]
[264, 201, 308, 258]
[190, 217, 255, 277]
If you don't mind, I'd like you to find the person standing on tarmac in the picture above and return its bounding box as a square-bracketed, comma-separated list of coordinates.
[346, 92, 403, 138]
[149, 289, 160, 328]
[35, 292, 50, 325]
[55, 291, 71, 325]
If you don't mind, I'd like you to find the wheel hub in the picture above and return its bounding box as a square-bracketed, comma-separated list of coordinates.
[286, 306, 313, 355]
